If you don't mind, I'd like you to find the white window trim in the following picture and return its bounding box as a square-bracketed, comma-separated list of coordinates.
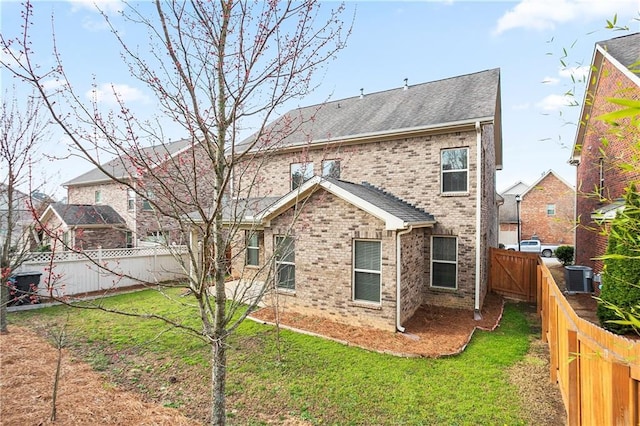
[430, 236, 458, 290]
[127, 189, 136, 211]
[246, 231, 260, 267]
[274, 236, 295, 290]
[94, 190, 102, 204]
[440, 147, 469, 194]
[352, 239, 382, 304]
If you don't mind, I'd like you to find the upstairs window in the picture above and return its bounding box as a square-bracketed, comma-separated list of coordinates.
[322, 159, 341, 179]
[353, 240, 381, 303]
[246, 231, 261, 266]
[142, 191, 155, 211]
[291, 162, 313, 190]
[441, 148, 468, 193]
[94, 190, 102, 204]
[431, 236, 457, 289]
[127, 189, 136, 211]
[546, 204, 556, 216]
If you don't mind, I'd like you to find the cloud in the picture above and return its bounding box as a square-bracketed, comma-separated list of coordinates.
[536, 93, 577, 111]
[493, 0, 640, 35]
[85, 83, 149, 105]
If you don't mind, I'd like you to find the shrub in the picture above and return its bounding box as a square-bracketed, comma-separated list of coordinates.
[597, 185, 640, 335]
[555, 245, 574, 266]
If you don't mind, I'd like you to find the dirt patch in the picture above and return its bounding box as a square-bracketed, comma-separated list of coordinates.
[250, 292, 504, 357]
[0, 326, 199, 426]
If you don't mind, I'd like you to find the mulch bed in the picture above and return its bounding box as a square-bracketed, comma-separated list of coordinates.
[249, 292, 505, 357]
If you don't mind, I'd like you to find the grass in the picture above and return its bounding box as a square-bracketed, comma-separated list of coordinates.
[11, 289, 533, 425]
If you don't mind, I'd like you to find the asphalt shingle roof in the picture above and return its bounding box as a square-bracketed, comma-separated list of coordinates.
[597, 32, 640, 70]
[325, 178, 435, 224]
[64, 138, 194, 186]
[50, 203, 126, 226]
[237, 68, 500, 152]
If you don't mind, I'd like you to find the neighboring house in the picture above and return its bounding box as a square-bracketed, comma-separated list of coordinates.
[62, 138, 215, 247]
[498, 170, 575, 246]
[39, 203, 128, 250]
[0, 184, 33, 254]
[224, 69, 503, 332]
[570, 33, 640, 272]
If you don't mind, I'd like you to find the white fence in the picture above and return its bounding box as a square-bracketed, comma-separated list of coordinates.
[18, 245, 190, 298]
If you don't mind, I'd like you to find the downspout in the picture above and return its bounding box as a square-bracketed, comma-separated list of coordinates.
[396, 226, 413, 332]
[474, 121, 483, 321]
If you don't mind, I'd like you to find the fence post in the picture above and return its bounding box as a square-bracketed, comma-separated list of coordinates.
[97, 246, 102, 290]
[567, 329, 581, 426]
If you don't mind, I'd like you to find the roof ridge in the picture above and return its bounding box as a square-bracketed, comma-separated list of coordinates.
[359, 181, 428, 214]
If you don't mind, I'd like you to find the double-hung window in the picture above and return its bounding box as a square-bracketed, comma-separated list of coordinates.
[353, 240, 381, 303]
[275, 236, 295, 290]
[142, 191, 154, 211]
[291, 162, 313, 190]
[431, 236, 457, 289]
[246, 231, 260, 266]
[94, 190, 102, 204]
[441, 148, 468, 193]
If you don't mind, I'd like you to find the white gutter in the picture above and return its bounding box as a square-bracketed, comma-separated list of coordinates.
[474, 121, 483, 320]
[396, 226, 413, 332]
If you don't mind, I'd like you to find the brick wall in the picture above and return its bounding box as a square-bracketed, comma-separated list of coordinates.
[233, 127, 498, 312]
[400, 229, 425, 323]
[520, 173, 575, 245]
[575, 59, 640, 271]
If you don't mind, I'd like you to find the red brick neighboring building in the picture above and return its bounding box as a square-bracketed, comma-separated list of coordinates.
[570, 33, 640, 272]
[499, 172, 574, 247]
[519, 171, 575, 245]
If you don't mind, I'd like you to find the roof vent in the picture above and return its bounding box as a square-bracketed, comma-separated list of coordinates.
[403, 78, 408, 90]
[359, 88, 364, 99]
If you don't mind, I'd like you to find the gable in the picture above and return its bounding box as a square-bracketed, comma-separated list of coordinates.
[571, 33, 640, 163]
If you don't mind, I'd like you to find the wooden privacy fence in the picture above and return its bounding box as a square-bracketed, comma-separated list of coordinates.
[489, 247, 539, 302]
[537, 261, 640, 425]
[17, 245, 190, 298]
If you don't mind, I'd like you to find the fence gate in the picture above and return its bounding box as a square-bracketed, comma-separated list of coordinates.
[489, 247, 540, 302]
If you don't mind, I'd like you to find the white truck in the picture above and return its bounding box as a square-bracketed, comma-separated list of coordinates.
[504, 240, 559, 258]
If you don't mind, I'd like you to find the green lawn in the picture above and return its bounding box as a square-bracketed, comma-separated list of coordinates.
[11, 289, 532, 425]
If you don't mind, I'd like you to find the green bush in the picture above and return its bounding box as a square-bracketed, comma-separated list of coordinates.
[597, 185, 640, 335]
[555, 245, 574, 266]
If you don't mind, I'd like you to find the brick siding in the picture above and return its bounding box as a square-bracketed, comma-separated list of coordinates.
[575, 59, 640, 271]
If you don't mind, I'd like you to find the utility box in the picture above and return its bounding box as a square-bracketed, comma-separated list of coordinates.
[8, 272, 42, 306]
[564, 266, 593, 293]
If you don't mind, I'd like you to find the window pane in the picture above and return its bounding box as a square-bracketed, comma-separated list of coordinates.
[355, 240, 380, 271]
[276, 264, 295, 289]
[354, 271, 380, 302]
[432, 263, 456, 288]
[291, 162, 313, 190]
[247, 248, 259, 266]
[275, 236, 295, 263]
[442, 149, 467, 171]
[442, 171, 467, 192]
[322, 160, 341, 178]
[433, 237, 456, 261]
[247, 232, 259, 248]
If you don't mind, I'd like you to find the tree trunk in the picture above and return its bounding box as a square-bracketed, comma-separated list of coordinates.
[211, 336, 227, 425]
[0, 283, 8, 333]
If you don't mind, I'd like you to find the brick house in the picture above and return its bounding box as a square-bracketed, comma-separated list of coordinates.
[39, 203, 128, 250]
[570, 33, 640, 272]
[223, 69, 503, 332]
[498, 170, 575, 247]
[59, 138, 215, 248]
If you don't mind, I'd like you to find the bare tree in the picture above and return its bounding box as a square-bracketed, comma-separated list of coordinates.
[0, 88, 50, 333]
[1, 1, 349, 424]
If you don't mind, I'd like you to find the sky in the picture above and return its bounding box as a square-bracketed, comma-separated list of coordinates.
[1, 0, 640, 199]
